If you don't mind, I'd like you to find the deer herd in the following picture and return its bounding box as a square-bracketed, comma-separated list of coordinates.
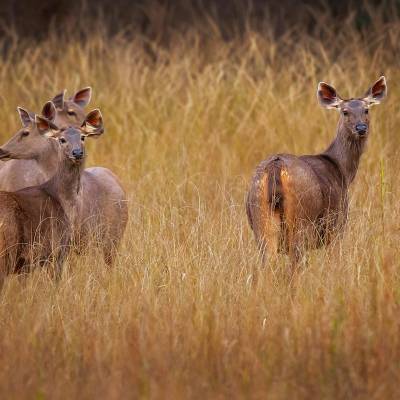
[0, 88, 127, 286]
[0, 76, 388, 286]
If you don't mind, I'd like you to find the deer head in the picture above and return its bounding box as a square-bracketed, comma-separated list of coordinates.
[0, 105, 104, 163]
[317, 76, 387, 140]
[44, 109, 104, 165]
[44, 87, 92, 128]
[0, 105, 58, 161]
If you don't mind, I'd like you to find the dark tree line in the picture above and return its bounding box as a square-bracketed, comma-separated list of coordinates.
[0, 0, 395, 41]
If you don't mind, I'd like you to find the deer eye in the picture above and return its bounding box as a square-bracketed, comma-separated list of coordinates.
[67, 109, 77, 116]
[81, 136, 85, 142]
[364, 108, 369, 114]
[343, 110, 349, 116]
[59, 137, 67, 144]
[21, 130, 29, 137]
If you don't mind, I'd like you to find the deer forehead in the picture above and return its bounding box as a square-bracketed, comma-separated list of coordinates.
[342, 99, 367, 110]
[62, 128, 83, 142]
[58, 99, 86, 119]
[65, 99, 81, 110]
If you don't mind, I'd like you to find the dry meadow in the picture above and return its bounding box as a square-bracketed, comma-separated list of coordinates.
[0, 5, 400, 399]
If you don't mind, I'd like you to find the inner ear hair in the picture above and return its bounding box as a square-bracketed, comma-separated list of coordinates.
[73, 87, 92, 107]
[35, 115, 59, 135]
[42, 101, 56, 121]
[317, 82, 342, 109]
[81, 109, 104, 136]
[365, 76, 387, 105]
[17, 107, 34, 127]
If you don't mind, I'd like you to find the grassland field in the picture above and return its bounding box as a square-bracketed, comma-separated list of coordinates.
[0, 6, 400, 399]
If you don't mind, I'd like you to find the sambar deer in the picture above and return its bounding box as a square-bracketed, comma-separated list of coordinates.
[0, 103, 127, 265]
[246, 76, 387, 264]
[0, 111, 102, 286]
[0, 87, 93, 191]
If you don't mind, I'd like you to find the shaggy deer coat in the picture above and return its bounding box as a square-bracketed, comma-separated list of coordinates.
[0, 88, 93, 191]
[246, 77, 387, 262]
[0, 115, 96, 285]
[0, 90, 128, 265]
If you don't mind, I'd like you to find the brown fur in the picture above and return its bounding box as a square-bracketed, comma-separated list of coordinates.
[0, 91, 128, 265]
[0, 118, 94, 286]
[246, 158, 282, 258]
[0, 88, 91, 191]
[246, 77, 387, 263]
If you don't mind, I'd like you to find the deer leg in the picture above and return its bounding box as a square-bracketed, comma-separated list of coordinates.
[54, 259, 64, 281]
[103, 247, 117, 267]
[284, 202, 305, 272]
[256, 209, 281, 265]
[53, 233, 71, 281]
[0, 254, 18, 291]
[0, 267, 7, 292]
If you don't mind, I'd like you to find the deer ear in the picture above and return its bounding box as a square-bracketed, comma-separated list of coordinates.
[35, 116, 59, 137]
[52, 90, 66, 109]
[41, 101, 56, 122]
[73, 87, 92, 108]
[364, 76, 387, 106]
[17, 107, 34, 127]
[81, 109, 104, 137]
[317, 82, 343, 109]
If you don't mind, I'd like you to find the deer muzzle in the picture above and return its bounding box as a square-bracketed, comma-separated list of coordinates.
[355, 123, 368, 136]
[71, 149, 84, 160]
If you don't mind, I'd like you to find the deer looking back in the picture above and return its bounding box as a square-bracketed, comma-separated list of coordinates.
[246, 76, 387, 263]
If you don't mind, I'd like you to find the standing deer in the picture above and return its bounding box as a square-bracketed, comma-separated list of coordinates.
[0, 104, 127, 265]
[246, 76, 387, 263]
[0, 111, 102, 286]
[0, 87, 93, 191]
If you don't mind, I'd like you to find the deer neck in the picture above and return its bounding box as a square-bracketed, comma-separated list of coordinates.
[45, 155, 84, 225]
[323, 120, 366, 186]
[36, 139, 60, 173]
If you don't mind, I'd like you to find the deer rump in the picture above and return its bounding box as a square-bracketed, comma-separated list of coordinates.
[246, 154, 348, 256]
[0, 189, 70, 276]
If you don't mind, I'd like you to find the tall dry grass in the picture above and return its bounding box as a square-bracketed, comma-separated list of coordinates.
[0, 4, 400, 399]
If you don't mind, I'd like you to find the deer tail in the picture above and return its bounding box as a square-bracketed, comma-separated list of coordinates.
[246, 157, 284, 259]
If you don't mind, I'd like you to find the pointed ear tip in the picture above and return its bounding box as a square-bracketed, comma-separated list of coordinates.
[55, 89, 66, 96]
[77, 86, 92, 95]
[52, 90, 66, 106]
[91, 108, 102, 116]
[374, 76, 387, 86]
[317, 82, 336, 94]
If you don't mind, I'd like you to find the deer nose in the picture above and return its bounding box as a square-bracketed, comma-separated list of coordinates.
[355, 123, 368, 135]
[72, 149, 84, 159]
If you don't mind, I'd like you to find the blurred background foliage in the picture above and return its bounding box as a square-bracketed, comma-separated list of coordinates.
[0, 0, 398, 43]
